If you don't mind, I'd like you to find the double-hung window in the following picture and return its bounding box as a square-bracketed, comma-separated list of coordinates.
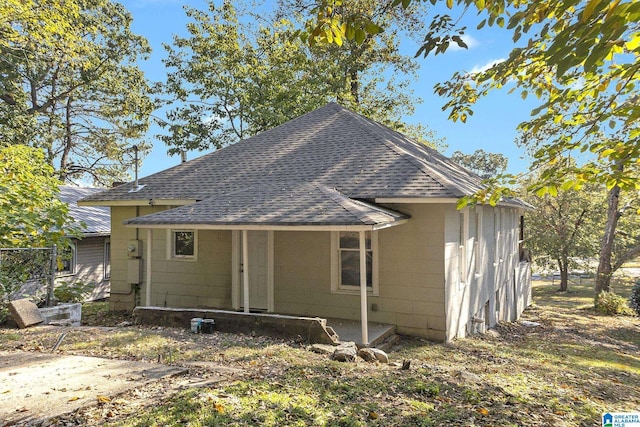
[331, 231, 378, 294]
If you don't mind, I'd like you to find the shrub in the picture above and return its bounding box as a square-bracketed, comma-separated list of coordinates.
[54, 280, 93, 303]
[629, 280, 640, 316]
[595, 291, 631, 315]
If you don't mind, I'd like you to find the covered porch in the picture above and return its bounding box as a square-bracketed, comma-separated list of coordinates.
[124, 182, 409, 346]
[132, 306, 396, 347]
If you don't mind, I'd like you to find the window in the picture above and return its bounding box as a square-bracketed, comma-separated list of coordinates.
[104, 240, 111, 280]
[56, 243, 76, 276]
[169, 230, 197, 260]
[331, 231, 378, 294]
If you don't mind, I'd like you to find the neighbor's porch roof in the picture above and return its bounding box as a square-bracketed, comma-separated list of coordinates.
[124, 182, 410, 230]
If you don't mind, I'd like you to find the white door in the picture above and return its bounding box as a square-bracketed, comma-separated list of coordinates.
[240, 231, 269, 310]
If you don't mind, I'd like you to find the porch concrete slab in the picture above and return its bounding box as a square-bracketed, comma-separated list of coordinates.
[326, 318, 396, 347]
[0, 350, 186, 425]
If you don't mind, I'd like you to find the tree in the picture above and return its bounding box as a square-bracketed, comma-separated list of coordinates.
[523, 177, 603, 292]
[450, 149, 507, 179]
[1, 0, 154, 185]
[157, 0, 440, 155]
[0, 145, 77, 248]
[302, 0, 639, 298]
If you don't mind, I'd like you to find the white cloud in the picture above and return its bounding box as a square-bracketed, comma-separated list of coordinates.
[448, 34, 479, 51]
[469, 58, 505, 74]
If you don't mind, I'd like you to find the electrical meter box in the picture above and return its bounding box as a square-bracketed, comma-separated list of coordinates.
[127, 240, 141, 258]
[127, 259, 142, 284]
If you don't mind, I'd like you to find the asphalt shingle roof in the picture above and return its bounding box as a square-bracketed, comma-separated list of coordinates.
[60, 186, 110, 235]
[80, 103, 520, 226]
[125, 183, 408, 227]
[82, 103, 486, 204]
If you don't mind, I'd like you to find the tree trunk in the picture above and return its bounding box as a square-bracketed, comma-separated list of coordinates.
[558, 258, 569, 292]
[595, 184, 621, 296]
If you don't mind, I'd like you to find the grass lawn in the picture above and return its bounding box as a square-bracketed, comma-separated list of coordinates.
[1, 277, 638, 426]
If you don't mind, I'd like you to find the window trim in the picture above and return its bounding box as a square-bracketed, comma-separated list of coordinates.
[167, 229, 198, 261]
[331, 231, 379, 295]
[56, 242, 77, 277]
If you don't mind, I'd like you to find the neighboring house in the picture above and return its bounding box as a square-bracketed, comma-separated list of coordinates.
[58, 186, 111, 301]
[79, 103, 531, 342]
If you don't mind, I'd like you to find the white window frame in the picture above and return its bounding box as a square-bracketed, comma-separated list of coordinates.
[331, 231, 379, 295]
[167, 229, 198, 261]
[56, 242, 77, 277]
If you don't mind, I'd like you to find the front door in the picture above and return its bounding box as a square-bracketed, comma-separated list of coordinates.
[240, 231, 270, 311]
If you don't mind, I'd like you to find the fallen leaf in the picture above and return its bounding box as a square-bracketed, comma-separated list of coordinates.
[477, 407, 490, 415]
[214, 402, 225, 413]
[368, 411, 379, 419]
[68, 396, 81, 402]
[97, 395, 111, 403]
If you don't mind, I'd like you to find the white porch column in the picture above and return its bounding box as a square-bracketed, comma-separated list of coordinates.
[359, 230, 369, 345]
[242, 229, 250, 313]
[145, 228, 152, 306]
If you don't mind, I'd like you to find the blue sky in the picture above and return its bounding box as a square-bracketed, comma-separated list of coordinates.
[120, 0, 538, 178]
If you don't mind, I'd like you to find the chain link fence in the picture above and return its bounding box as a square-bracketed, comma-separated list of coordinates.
[0, 247, 56, 320]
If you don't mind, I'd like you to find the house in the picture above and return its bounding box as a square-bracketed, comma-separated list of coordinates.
[79, 103, 531, 342]
[57, 186, 111, 301]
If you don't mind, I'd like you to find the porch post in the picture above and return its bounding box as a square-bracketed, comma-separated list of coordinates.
[242, 229, 250, 313]
[359, 230, 369, 345]
[146, 228, 152, 306]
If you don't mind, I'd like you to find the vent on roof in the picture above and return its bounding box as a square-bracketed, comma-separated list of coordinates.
[128, 184, 145, 193]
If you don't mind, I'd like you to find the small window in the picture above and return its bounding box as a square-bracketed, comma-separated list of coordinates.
[56, 243, 76, 276]
[169, 230, 197, 260]
[331, 231, 378, 294]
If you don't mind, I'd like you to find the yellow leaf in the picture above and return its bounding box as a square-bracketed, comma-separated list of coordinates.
[214, 402, 225, 413]
[68, 396, 81, 402]
[446, 0, 453, 8]
[626, 33, 640, 51]
[368, 411, 379, 419]
[97, 395, 111, 403]
[477, 407, 489, 415]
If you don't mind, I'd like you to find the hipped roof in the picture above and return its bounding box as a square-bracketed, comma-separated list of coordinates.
[81, 103, 525, 228]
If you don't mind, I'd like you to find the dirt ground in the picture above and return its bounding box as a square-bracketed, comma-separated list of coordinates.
[0, 277, 638, 426]
[0, 351, 186, 425]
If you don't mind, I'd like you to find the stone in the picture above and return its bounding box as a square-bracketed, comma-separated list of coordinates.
[371, 348, 389, 363]
[9, 299, 43, 329]
[520, 320, 540, 327]
[311, 344, 336, 355]
[357, 348, 377, 362]
[332, 343, 357, 362]
[456, 370, 481, 382]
